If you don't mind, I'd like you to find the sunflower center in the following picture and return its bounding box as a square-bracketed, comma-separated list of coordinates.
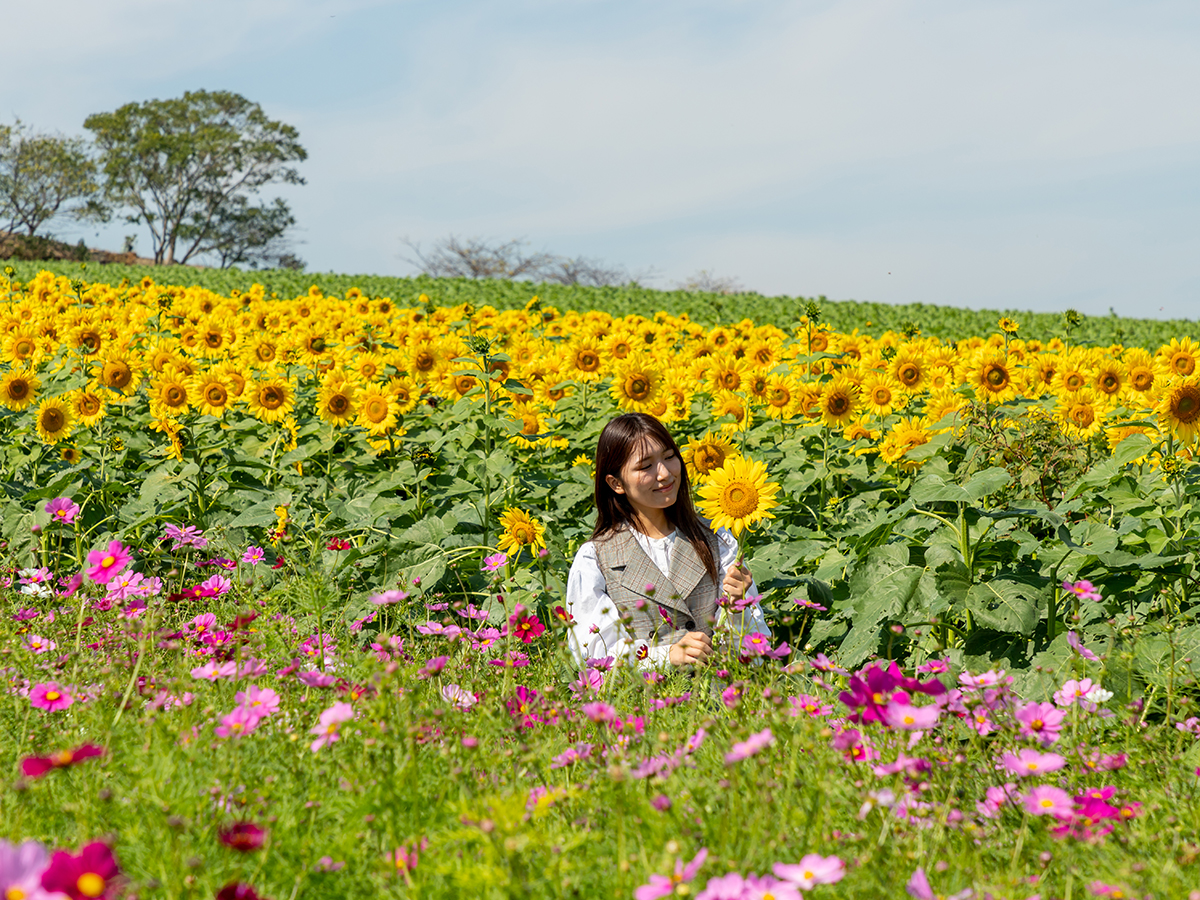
[827, 393, 850, 415]
[9, 379, 28, 400]
[366, 398, 390, 423]
[898, 364, 920, 386]
[15, 339, 34, 358]
[695, 446, 725, 473]
[872, 387, 892, 405]
[1173, 387, 1200, 423]
[719, 371, 740, 390]
[521, 415, 539, 435]
[626, 375, 651, 401]
[1130, 368, 1153, 391]
[768, 388, 790, 408]
[414, 351, 435, 372]
[309, 337, 327, 353]
[576, 350, 600, 372]
[1098, 373, 1119, 393]
[810, 334, 829, 352]
[205, 385, 228, 406]
[328, 394, 350, 415]
[1071, 405, 1095, 427]
[105, 362, 132, 389]
[41, 408, 65, 433]
[255, 343, 277, 363]
[79, 332, 101, 354]
[1066, 373, 1085, 390]
[165, 386, 186, 407]
[260, 387, 285, 409]
[720, 481, 759, 518]
[1172, 353, 1196, 376]
[985, 365, 1008, 389]
[205, 331, 224, 348]
[79, 395, 101, 415]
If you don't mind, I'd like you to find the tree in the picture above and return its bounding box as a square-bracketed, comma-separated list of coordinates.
[401, 235, 629, 286]
[0, 119, 101, 237]
[205, 196, 303, 269]
[540, 255, 627, 287]
[83, 90, 306, 265]
[676, 270, 745, 295]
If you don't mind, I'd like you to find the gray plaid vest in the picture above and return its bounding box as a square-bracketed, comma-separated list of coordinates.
[593, 527, 722, 651]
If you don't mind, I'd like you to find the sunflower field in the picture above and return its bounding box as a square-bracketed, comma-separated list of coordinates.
[2, 266, 1200, 899]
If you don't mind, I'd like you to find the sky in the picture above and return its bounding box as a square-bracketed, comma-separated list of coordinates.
[4, 0, 1200, 319]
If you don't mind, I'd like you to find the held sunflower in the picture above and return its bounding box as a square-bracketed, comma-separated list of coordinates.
[696, 455, 780, 538]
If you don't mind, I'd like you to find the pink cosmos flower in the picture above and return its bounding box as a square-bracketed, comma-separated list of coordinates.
[740, 632, 773, 656]
[309, 702, 354, 752]
[582, 702, 617, 724]
[0, 839, 56, 900]
[22, 634, 56, 654]
[788, 694, 833, 717]
[164, 523, 208, 550]
[509, 611, 546, 644]
[441, 684, 477, 710]
[241, 546, 265, 565]
[916, 658, 950, 674]
[725, 728, 774, 765]
[489, 651, 530, 668]
[235, 686, 280, 718]
[481, 552, 507, 573]
[416, 622, 461, 638]
[1067, 630, 1100, 661]
[1053, 678, 1095, 708]
[40, 842, 121, 900]
[200, 573, 232, 596]
[976, 783, 1018, 819]
[635, 849, 707, 900]
[45, 497, 80, 525]
[883, 701, 940, 730]
[85, 540, 132, 585]
[191, 661, 238, 681]
[570, 669, 605, 694]
[1001, 748, 1067, 777]
[906, 868, 972, 900]
[1063, 579, 1102, 602]
[455, 604, 490, 621]
[1023, 784, 1074, 818]
[30, 682, 73, 712]
[1015, 701, 1065, 745]
[810, 653, 849, 675]
[371, 589, 410, 606]
[215, 705, 262, 739]
[297, 670, 337, 688]
[773, 854, 845, 889]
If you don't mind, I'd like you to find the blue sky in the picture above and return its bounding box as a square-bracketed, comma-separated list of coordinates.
[5, 0, 1200, 318]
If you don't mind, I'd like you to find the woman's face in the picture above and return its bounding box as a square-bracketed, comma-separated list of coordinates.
[605, 438, 683, 518]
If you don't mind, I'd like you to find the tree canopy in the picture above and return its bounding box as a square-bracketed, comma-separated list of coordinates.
[0, 119, 100, 238]
[84, 90, 305, 266]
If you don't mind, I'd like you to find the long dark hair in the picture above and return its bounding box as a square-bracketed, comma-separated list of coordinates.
[591, 413, 718, 585]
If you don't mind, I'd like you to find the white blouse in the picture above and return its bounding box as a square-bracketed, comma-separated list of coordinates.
[565, 526, 771, 667]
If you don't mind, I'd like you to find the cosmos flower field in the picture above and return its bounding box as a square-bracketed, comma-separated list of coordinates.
[2, 268, 1200, 899]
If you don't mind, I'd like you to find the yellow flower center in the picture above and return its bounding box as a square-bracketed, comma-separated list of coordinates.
[625, 375, 651, 401]
[101, 555, 116, 568]
[1172, 386, 1200, 423]
[77, 873, 105, 897]
[575, 350, 600, 372]
[720, 480, 758, 518]
[1171, 352, 1195, 376]
[984, 364, 1008, 389]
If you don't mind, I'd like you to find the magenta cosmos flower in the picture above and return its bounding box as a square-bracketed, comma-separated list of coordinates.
[30, 682, 73, 713]
[218, 822, 268, 852]
[0, 839, 55, 900]
[40, 842, 120, 900]
[1063, 579, 1102, 602]
[45, 497, 80, 525]
[1023, 784, 1074, 818]
[85, 540, 132, 585]
[509, 611, 546, 643]
[1015, 701, 1065, 746]
[21, 744, 104, 778]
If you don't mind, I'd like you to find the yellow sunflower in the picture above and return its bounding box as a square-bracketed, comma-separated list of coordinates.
[970, 351, 1018, 403]
[1123, 348, 1156, 396]
[610, 360, 665, 413]
[696, 455, 780, 537]
[1158, 375, 1200, 444]
[496, 507, 547, 555]
[69, 390, 107, 428]
[59, 445, 82, 465]
[1092, 359, 1126, 400]
[149, 371, 191, 417]
[712, 392, 750, 433]
[191, 371, 233, 418]
[356, 385, 400, 436]
[819, 376, 861, 428]
[566, 339, 604, 383]
[707, 356, 749, 395]
[316, 379, 357, 427]
[1158, 337, 1199, 379]
[763, 374, 799, 421]
[34, 397, 74, 444]
[890, 348, 928, 393]
[248, 378, 296, 424]
[0, 369, 40, 411]
[1056, 389, 1105, 439]
[878, 418, 932, 472]
[861, 374, 905, 418]
[998, 317, 1020, 334]
[683, 432, 741, 484]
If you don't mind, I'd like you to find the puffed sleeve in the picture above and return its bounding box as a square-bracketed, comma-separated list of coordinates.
[566, 542, 672, 668]
[714, 527, 772, 637]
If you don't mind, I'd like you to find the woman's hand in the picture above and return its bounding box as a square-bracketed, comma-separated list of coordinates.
[723, 560, 753, 601]
[669, 631, 712, 666]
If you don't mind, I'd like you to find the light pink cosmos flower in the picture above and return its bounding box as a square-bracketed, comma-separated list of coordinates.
[238, 658, 269, 678]
[582, 702, 617, 723]
[416, 622, 462, 638]
[235, 685, 281, 718]
[634, 848, 707, 900]
[883, 701, 940, 730]
[725, 728, 774, 765]
[29, 682, 73, 712]
[371, 589, 410, 606]
[976, 783, 1018, 819]
[241, 546, 265, 565]
[570, 669, 605, 694]
[215, 705, 262, 739]
[1023, 784, 1074, 818]
[106, 571, 160, 602]
[191, 661, 238, 681]
[200, 573, 232, 596]
[309, 702, 354, 752]
[0, 839, 56, 900]
[481, 552, 507, 573]
[441, 684, 477, 710]
[788, 694, 833, 717]
[85, 540, 132, 584]
[773, 853, 846, 889]
[1015, 701, 1065, 745]
[22, 634, 56, 654]
[45, 497, 80, 525]
[1001, 748, 1067, 777]
[1054, 678, 1095, 709]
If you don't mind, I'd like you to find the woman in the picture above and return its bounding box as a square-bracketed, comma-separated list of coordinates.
[566, 413, 769, 667]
